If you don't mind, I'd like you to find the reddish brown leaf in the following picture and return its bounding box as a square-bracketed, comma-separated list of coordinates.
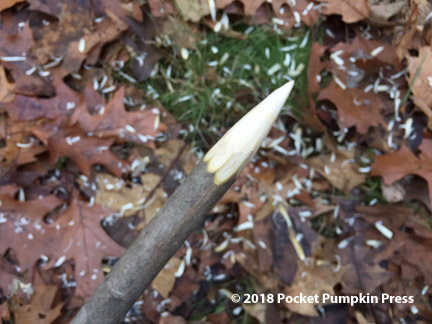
[0, 23, 54, 97]
[47, 131, 125, 177]
[318, 80, 384, 133]
[319, 0, 369, 23]
[339, 237, 394, 295]
[0, 186, 64, 291]
[45, 198, 125, 298]
[291, 0, 320, 26]
[43, 86, 168, 176]
[371, 141, 432, 204]
[0, 0, 24, 12]
[159, 314, 186, 324]
[0, 23, 33, 68]
[4, 140, 45, 166]
[148, 0, 175, 18]
[30, 3, 128, 76]
[13, 284, 63, 324]
[6, 78, 82, 121]
[207, 312, 231, 324]
[409, 46, 432, 107]
[396, 232, 432, 284]
[0, 258, 22, 305]
[29, 0, 91, 17]
[305, 42, 328, 132]
[0, 120, 48, 168]
[71, 86, 166, 144]
[307, 43, 327, 105]
[0, 300, 10, 322]
[328, 37, 399, 80]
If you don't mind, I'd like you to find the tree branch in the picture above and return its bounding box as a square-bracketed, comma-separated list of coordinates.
[71, 80, 294, 323]
[71, 161, 234, 324]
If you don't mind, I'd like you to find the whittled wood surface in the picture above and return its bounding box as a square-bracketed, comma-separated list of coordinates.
[71, 161, 234, 324]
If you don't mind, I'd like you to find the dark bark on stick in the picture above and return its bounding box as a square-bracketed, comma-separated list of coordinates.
[71, 161, 234, 324]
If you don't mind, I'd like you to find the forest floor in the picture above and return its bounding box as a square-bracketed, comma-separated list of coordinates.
[1, 0, 432, 323]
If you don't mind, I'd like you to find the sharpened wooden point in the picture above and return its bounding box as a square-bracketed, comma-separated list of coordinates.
[204, 80, 294, 184]
[71, 81, 295, 324]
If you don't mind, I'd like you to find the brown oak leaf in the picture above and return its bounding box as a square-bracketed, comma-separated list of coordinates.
[46, 197, 125, 298]
[371, 140, 432, 204]
[318, 80, 384, 133]
[307, 148, 366, 192]
[30, 2, 128, 76]
[409, 46, 432, 107]
[0, 0, 24, 12]
[318, 0, 369, 23]
[0, 23, 54, 97]
[47, 131, 125, 177]
[6, 77, 84, 121]
[0, 186, 64, 269]
[71, 86, 166, 145]
[13, 284, 63, 324]
[0, 186, 64, 292]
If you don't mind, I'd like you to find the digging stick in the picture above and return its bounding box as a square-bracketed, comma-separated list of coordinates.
[71, 81, 294, 324]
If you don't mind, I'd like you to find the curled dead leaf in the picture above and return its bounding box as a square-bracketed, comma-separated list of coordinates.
[151, 256, 181, 298]
[307, 150, 366, 192]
